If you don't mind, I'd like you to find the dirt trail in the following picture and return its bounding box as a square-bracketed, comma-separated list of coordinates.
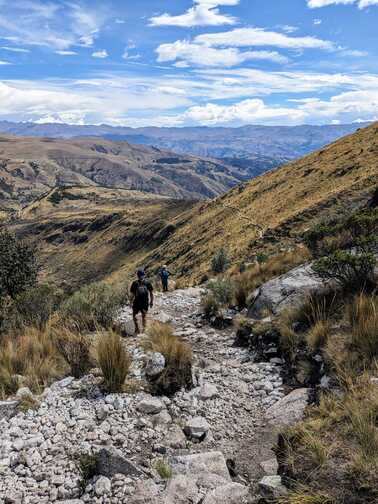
[121, 287, 284, 488]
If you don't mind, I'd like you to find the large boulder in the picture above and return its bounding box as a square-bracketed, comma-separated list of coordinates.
[248, 263, 325, 319]
[266, 388, 309, 427]
[0, 400, 19, 420]
[202, 483, 249, 504]
[164, 475, 199, 504]
[171, 452, 231, 481]
[96, 447, 142, 478]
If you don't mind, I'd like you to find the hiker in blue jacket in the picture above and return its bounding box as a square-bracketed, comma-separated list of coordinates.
[159, 265, 172, 292]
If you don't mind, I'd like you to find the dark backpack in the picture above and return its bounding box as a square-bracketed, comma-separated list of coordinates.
[161, 269, 169, 281]
[135, 280, 149, 302]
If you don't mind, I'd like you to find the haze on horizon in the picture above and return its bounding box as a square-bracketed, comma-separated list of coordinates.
[0, 0, 377, 128]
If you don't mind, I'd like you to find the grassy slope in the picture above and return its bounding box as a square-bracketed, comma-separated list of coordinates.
[8, 122, 378, 288]
[0, 135, 243, 210]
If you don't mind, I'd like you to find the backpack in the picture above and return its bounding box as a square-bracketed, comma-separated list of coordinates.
[161, 269, 169, 281]
[135, 280, 149, 302]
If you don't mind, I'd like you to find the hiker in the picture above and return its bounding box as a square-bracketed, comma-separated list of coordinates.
[159, 265, 171, 292]
[130, 268, 154, 335]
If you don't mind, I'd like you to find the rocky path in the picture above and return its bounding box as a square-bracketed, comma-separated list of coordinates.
[0, 288, 287, 504]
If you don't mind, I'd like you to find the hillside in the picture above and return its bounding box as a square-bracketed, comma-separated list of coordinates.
[0, 136, 243, 212]
[0, 121, 366, 177]
[8, 122, 377, 288]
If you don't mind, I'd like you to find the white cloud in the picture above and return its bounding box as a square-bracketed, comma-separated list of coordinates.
[308, 0, 378, 8]
[149, 0, 239, 27]
[92, 49, 108, 59]
[0, 46, 30, 53]
[156, 40, 289, 67]
[314, 18, 323, 24]
[55, 50, 78, 56]
[0, 2, 110, 51]
[0, 60, 10, 65]
[195, 27, 335, 50]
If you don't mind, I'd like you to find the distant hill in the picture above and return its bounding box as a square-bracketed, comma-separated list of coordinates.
[0, 121, 368, 178]
[8, 123, 377, 287]
[0, 135, 246, 212]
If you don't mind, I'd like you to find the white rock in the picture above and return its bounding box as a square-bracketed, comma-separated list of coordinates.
[198, 383, 218, 401]
[183, 416, 210, 440]
[94, 476, 111, 496]
[136, 397, 165, 415]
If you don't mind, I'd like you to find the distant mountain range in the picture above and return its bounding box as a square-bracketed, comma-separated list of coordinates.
[0, 135, 248, 211]
[0, 121, 369, 177]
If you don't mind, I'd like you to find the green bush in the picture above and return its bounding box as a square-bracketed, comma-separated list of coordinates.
[211, 248, 230, 274]
[312, 251, 376, 292]
[207, 278, 234, 306]
[0, 230, 37, 299]
[60, 282, 127, 331]
[201, 293, 220, 318]
[14, 284, 64, 329]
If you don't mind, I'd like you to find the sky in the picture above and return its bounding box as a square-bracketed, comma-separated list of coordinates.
[0, 0, 377, 127]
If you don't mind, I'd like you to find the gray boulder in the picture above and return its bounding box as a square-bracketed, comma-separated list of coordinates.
[137, 397, 165, 415]
[0, 400, 19, 420]
[94, 476, 111, 496]
[164, 475, 199, 504]
[145, 352, 166, 378]
[248, 263, 326, 318]
[203, 483, 249, 504]
[266, 388, 309, 427]
[171, 452, 231, 481]
[96, 447, 142, 478]
[183, 416, 210, 441]
[259, 475, 288, 499]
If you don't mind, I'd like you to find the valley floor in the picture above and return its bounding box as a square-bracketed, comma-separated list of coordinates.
[0, 288, 287, 503]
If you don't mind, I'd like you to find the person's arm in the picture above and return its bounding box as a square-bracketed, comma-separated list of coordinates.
[130, 282, 136, 303]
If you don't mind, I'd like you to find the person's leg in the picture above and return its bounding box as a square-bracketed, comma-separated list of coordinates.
[163, 280, 168, 292]
[133, 307, 140, 334]
[141, 310, 147, 332]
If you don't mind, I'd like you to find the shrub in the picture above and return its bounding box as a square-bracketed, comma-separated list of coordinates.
[201, 293, 220, 318]
[0, 230, 38, 299]
[60, 282, 127, 331]
[0, 327, 65, 398]
[143, 322, 193, 395]
[78, 453, 99, 491]
[13, 284, 64, 330]
[312, 251, 376, 292]
[211, 248, 230, 274]
[290, 290, 339, 329]
[154, 459, 173, 480]
[97, 331, 131, 393]
[206, 278, 234, 306]
[233, 279, 248, 309]
[347, 294, 378, 363]
[54, 328, 92, 379]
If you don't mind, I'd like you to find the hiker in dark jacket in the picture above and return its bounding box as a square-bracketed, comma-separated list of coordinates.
[159, 265, 171, 292]
[130, 268, 154, 334]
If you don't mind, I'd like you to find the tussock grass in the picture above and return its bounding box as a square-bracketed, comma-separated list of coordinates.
[348, 294, 378, 363]
[54, 327, 92, 379]
[306, 320, 331, 351]
[0, 326, 65, 398]
[279, 490, 336, 504]
[154, 458, 173, 480]
[97, 331, 131, 393]
[143, 321, 193, 395]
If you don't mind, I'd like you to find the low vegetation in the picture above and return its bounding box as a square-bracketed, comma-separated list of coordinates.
[59, 282, 127, 332]
[97, 331, 132, 393]
[54, 328, 92, 379]
[153, 458, 173, 480]
[211, 248, 230, 274]
[143, 321, 193, 395]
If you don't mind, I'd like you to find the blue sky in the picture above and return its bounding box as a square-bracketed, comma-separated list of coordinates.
[0, 0, 377, 127]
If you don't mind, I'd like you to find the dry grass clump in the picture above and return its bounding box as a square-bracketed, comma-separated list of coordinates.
[306, 320, 332, 351]
[143, 321, 193, 395]
[232, 247, 311, 309]
[54, 327, 92, 379]
[0, 326, 66, 398]
[347, 294, 378, 363]
[279, 490, 336, 504]
[278, 374, 378, 503]
[97, 331, 132, 393]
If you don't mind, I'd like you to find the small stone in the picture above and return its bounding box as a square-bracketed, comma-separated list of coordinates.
[145, 352, 166, 378]
[260, 458, 279, 475]
[136, 397, 165, 415]
[96, 447, 142, 478]
[16, 387, 33, 399]
[259, 475, 288, 498]
[94, 476, 111, 497]
[198, 383, 218, 401]
[183, 416, 210, 441]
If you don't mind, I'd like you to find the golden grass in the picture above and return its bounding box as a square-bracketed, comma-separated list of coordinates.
[348, 294, 378, 362]
[307, 320, 332, 351]
[279, 490, 336, 504]
[143, 321, 193, 394]
[0, 326, 66, 398]
[54, 327, 92, 379]
[97, 331, 132, 393]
